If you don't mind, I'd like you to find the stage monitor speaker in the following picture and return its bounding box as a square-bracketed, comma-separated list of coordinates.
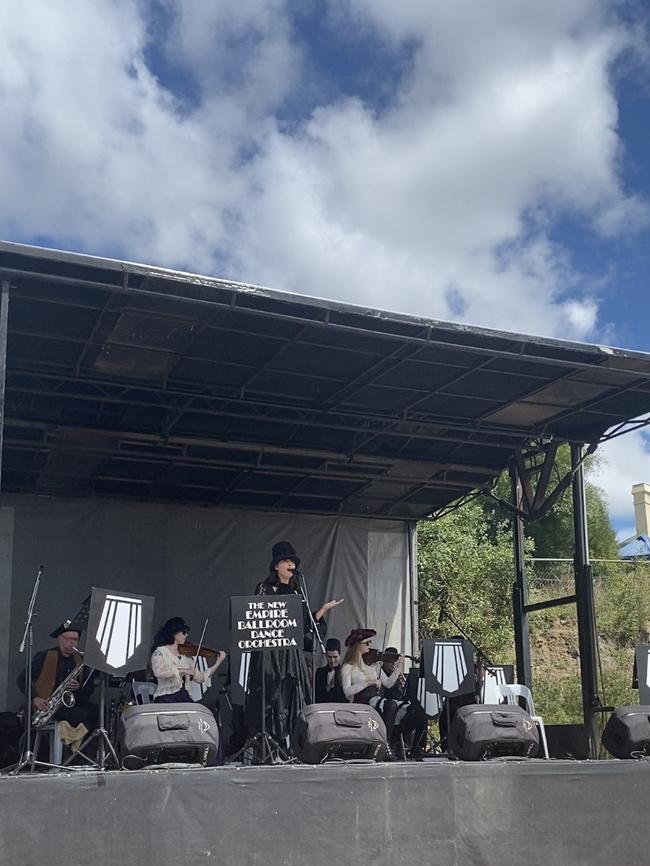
[293, 703, 387, 763]
[602, 706, 650, 759]
[449, 704, 539, 760]
[118, 703, 219, 768]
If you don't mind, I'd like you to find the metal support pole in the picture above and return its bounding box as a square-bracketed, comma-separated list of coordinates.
[510, 463, 532, 687]
[408, 521, 419, 659]
[571, 443, 600, 757]
[0, 280, 9, 497]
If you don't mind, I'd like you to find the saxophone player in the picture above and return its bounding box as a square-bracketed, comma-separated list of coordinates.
[17, 618, 97, 735]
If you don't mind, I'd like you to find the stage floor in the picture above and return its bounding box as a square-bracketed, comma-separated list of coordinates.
[1, 758, 647, 866]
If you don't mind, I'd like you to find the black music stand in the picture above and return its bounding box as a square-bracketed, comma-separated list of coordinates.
[70, 587, 154, 770]
[419, 637, 476, 753]
[228, 593, 302, 765]
[634, 645, 650, 703]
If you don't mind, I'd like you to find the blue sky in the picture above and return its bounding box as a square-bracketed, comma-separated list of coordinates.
[0, 0, 648, 534]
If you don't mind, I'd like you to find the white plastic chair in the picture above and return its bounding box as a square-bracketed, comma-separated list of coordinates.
[497, 684, 550, 759]
[132, 682, 157, 705]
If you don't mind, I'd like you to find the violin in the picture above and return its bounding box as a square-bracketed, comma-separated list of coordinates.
[178, 642, 225, 659]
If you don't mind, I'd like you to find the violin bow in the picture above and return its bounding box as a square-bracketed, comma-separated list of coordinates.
[381, 620, 388, 654]
[191, 617, 209, 672]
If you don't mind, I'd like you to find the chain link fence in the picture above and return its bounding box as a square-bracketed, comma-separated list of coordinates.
[526, 557, 650, 725]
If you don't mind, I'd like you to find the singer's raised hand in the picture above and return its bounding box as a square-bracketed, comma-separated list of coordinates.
[316, 598, 344, 620]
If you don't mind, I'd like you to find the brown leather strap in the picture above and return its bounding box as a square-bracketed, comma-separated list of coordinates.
[34, 650, 83, 698]
[34, 650, 58, 699]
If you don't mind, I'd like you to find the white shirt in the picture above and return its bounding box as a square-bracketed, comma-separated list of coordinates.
[340, 660, 400, 702]
[151, 645, 211, 698]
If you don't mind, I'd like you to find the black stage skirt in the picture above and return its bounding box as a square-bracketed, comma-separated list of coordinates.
[153, 687, 193, 704]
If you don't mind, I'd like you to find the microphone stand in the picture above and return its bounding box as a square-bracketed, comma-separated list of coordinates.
[10, 565, 68, 774]
[296, 571, 326, 704]
[439, 607, 494, 667]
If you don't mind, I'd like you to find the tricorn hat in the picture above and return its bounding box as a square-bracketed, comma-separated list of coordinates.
[325, 638, 341, 653]
[269, 540, 300, 569]
[344, 628, 376, 647]
[50, 618, 83, 639]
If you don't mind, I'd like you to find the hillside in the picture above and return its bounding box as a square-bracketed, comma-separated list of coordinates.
[417, 499, 650, 729]
[529, 563, 647, 726]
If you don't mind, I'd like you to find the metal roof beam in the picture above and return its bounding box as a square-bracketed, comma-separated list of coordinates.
[6, 372, 535, 447]
[4, 262, 650, 382]
[2, 418, 504, 473]
[4, 437, 487, 491]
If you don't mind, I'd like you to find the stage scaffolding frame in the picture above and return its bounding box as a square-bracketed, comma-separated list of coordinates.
[1, 241, 650, 754]
[507, 446, 602, 755]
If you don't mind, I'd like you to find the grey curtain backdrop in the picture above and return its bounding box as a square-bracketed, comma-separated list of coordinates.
[0, 495, 415, 710]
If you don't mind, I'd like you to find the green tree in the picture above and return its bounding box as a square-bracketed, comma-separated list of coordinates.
[417, 498, 523, 663]
[482, 445, 618, 559]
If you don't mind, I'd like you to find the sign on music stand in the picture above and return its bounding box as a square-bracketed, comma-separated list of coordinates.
[229, 594, 302, 763]
[421, 637, 475, 699]
[480, 665, 515, 704]
[84, 587, 154, 675]
[76, 587, 155, 769]
[231, 594, 302, 652]
[416, 638, 475, 748]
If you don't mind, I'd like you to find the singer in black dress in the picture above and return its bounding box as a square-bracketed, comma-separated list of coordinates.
[244, 541, 343, 750]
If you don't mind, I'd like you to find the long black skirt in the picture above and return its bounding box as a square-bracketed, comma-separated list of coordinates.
[244, 648, 312, 749]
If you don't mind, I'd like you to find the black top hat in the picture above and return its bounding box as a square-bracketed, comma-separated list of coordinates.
[344, 628, 377, 647]
[325, 638, 341, 653]
[383, 646, 400, 660]
[269, 540, 300, 570]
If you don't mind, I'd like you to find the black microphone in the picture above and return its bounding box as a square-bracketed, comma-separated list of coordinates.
[438, 607, 447, 625]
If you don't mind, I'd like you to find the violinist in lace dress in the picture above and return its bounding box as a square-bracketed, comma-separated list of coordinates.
[340, 628, 406, 746]
[150, 617, 226, 704]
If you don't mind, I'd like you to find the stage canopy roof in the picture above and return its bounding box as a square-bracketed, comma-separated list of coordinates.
[1, 240, 650, 521]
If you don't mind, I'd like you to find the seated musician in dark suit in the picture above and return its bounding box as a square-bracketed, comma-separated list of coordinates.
[314, 638, 346, 703]
[380, 647, 427, 757]
[16, 618, 97, 750]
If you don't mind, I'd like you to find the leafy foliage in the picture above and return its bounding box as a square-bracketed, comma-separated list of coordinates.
[595, 563, 650, 647]
[417, 451, 646, 727]
[417, 499, 520, 663]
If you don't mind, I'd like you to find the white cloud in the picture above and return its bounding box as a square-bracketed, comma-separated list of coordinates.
[166, 1, 302, 116]
[0, 0, 646, 341]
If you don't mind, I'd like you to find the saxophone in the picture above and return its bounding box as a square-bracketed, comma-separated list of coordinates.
[32, 658, 86, 729]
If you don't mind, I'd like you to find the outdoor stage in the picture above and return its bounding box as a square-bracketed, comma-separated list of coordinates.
[2, 243, 650, 865]
[0, 759, 646, 866]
